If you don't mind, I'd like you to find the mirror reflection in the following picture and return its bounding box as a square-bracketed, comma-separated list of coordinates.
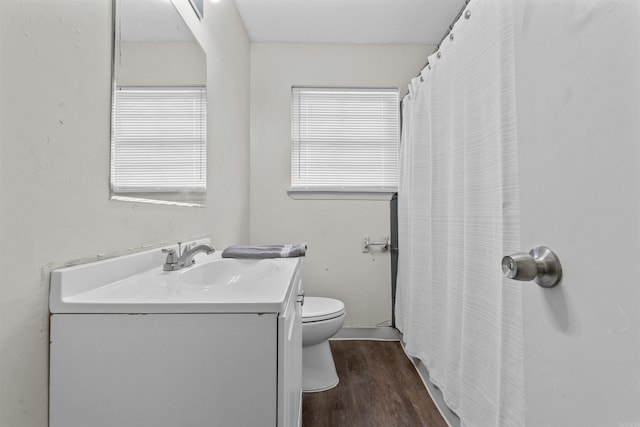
[111, 0, 207, 206]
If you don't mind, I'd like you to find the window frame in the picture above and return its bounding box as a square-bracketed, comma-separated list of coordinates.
[110, 86, 207, 202]
[288, 86, 400, 200]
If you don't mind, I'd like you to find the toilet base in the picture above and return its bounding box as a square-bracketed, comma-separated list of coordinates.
[302, 340, 339, 392]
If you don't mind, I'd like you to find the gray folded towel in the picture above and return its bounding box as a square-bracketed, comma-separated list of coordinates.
[221, 244, 307, 259]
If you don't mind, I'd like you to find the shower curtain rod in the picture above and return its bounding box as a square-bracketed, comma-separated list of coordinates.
[416, 0, 471, 76]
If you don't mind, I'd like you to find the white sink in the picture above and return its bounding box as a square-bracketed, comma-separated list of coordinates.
[179, 258, 284, 287]
[49, 241, 300, 314]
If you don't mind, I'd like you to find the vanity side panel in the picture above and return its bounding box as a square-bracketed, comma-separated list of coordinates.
[50, 313, 277, 427]
[278, 266, 303, 427]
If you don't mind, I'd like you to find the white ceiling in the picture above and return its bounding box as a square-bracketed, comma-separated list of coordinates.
[233, 0, 467, 45]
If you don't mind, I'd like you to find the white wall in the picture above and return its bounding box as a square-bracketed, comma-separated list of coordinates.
[0, 0, 250, 425]
[116, 41, 206, 86]
[514, 1, 640, 425]
[250, 44, 432, 326]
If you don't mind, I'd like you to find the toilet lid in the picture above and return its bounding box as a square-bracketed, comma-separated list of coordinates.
[302, 297, 345, 322]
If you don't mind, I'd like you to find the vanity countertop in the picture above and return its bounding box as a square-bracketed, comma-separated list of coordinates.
[50, 244, 301, 314]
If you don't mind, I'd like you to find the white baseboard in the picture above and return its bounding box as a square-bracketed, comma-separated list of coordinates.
[331, 326, 401, 341]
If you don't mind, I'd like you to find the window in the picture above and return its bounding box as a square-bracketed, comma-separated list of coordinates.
[111, 87, 206, 194]
[290, 87, 399, 195]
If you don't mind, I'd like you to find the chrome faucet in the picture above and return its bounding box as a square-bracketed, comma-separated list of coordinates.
[162, 242, 215, 271]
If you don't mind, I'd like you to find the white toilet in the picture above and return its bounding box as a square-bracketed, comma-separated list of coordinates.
[301, 297, 346, 392]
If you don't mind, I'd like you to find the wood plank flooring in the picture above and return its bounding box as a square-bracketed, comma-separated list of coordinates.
[302, 340, 448, 427]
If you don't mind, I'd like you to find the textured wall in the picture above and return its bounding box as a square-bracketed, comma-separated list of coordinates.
[250, 43, 433, 327]
[0, 0, 251, 425]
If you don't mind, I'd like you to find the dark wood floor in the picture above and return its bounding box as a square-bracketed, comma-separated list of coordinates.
[302, 340, 448, 427]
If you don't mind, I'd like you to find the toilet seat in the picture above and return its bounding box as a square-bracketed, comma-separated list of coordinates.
[302, 297, 345, 323]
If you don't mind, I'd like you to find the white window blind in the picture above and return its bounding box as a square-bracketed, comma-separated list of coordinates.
[291, 87, 399, 191]
[111, 87, 206, 193]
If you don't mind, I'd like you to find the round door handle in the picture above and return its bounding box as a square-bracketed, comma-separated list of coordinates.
[502, 245, 562, 288]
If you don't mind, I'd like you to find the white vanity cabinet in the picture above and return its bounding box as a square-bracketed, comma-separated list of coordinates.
[49, 248, 302, 427]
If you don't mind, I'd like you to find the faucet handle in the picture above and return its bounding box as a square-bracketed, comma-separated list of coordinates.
[162, 248, 178, 262]
[162, 248, 180, 271]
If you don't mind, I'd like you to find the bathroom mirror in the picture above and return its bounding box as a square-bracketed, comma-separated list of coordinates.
[111, 0, 207, 206]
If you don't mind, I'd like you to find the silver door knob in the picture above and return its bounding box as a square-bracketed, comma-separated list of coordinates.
[501, 246, 562, 288]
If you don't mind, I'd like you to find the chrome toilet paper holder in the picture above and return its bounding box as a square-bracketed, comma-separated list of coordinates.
[362, 236, 390, 253]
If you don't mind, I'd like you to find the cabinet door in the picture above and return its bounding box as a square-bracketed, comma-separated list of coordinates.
[278, 274, 303, 427]
[50, 314, 277, 427]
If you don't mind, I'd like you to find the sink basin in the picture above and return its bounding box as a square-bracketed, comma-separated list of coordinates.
[179, 258, 284, 287]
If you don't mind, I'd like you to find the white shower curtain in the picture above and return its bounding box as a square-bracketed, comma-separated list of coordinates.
[395, 1, 524, 426]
